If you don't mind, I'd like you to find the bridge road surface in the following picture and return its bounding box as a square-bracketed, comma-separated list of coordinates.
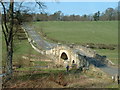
[23, 25, 57, 50]
[22, 25, 119, 77]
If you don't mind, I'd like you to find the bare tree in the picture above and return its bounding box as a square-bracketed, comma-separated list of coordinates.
[1, 0, 14, 80]
[0, 0, 45, 80]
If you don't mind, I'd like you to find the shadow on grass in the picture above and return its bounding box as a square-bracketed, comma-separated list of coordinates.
[13, 68, 82, 81]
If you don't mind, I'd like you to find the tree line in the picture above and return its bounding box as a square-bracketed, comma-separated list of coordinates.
[0, 7, 119, 25]
[31, 7, 119, 21]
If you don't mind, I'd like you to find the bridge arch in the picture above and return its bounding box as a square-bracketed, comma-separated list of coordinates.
[59, 50, 70, 61]
[60, 52, 68, 60]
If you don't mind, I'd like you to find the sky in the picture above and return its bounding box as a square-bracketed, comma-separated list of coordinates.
[43, 2, 118, 16]
[0, 1, 119, 16]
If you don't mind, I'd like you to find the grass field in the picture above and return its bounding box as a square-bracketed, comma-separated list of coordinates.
[32, 21, 118, 65]
[33, 21, 118, 45]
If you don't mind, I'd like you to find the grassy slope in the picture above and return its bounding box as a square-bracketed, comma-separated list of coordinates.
[33, 21, 118, 64]
[2, 26, 41, 66]
[33, 21, 118, 44]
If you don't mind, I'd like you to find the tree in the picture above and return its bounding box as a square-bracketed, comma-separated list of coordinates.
[62, 15, 70, 21]
[80, 14, 89, 21]
[93, 11, 100, 21]
[97, 11, 100, 20]
[38, 13, 48, 21]
[55, 11, 62, 21]
[93, 13, 97, 21]
[0, 0, 45, 80]
[105, 8, 115, 21]
[49, 11, 62, 21]
[1, 0, 14, 80]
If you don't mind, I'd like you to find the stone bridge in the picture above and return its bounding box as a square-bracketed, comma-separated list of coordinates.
[45, 44, 96, 68]
[22, 25, 115, 70]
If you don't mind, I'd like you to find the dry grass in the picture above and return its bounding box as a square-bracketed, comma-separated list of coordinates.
[3, 65, 117, 88]
[65, 65, 113, 88]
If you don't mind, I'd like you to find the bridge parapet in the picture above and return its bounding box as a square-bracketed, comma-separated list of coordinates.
[76, 45, 96, 57]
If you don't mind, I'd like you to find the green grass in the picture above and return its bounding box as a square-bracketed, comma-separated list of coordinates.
[13, 39, 39, 55]
[33, 61, 49, 66]
[2, 37, 40, 63]
[33, 21, 118, 45]
[2, 26, 41, 66]
[95, 49, 118, 64]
